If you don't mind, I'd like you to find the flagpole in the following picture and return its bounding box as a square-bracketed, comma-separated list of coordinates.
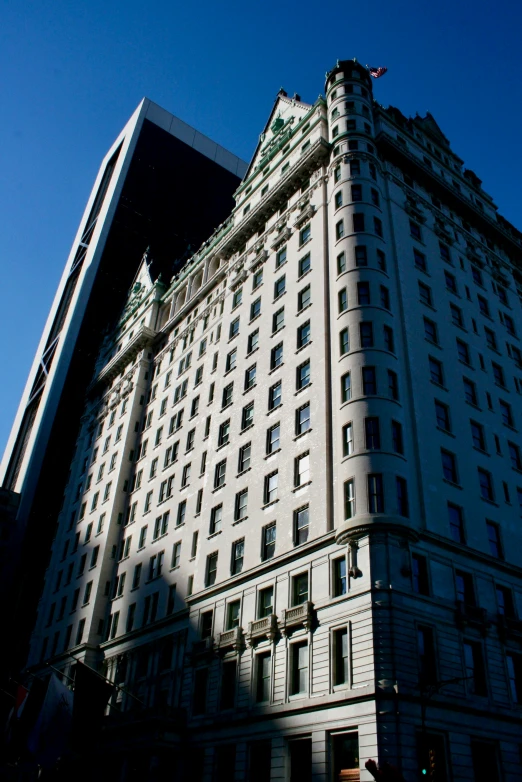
[66, 653, 146, 708]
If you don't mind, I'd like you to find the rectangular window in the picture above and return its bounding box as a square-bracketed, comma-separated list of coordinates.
[267, 423, 280, 454]
[298, 253, 311, 277]
[218, 419, 230, 447]
[471, 421, 486, 451]
[368, 473, 384, 513]
[171, 541, 181, 568]
[238, 442, 251, 473]
[231, 539, 244, 575]
[429, 357, 444, 385]
[486, 520, 502, 558]
[176, 500, 186, 526]
[299, 224, 311, 246]
[256, 653, 271, 703]
[333, 557, 347, 597]
[500, 399, 514, 427]
[242, 401, 255, 428]
[392, 421, 403, 453]
[262, 523, 276, 560]
[336, 220, 344, 239]
[296, 360, 311, 390]
[245, 364, 257, 390]
[214, 460, 226, 489]
[342, 422, 354, 456]
[272, 307, 284, 333]
[424, 317, 438, 343]
[226, 348, 237, 372]
[229, 317, 240, 339]
[340, 327, 350, 354]
[418, 281, 432, 306]
[450, 303, 464, 327]
[396, 477, 409, 516]
[294, 505, 309, 545]
[464, 641, 487, 695]
[344, 479, 355, 519]
[365, 417, 380, 449]
[222, 383, 233, 408]
[296, 402, 310, 435]
[337, 251, 346, 273]
[338, 288, 348, 313]
[333, 628, 349, 685]
[357, 282, 370, 305]
[248, 329, 259, 354]
[362, 366, 377, 395]
[341, 372, 351, 402]
[355, 245, 367, 267]
[457, 339, 471, 365]
[441, 450, 458, 484]
[209, 505, 223, 535]
[250, 297, 261, 320]
[268, 381, 282, 411]
[359, 322, 373, 347]
[297, 320, 311, 349]
[270, 342, 283, 369]
[290, 642, 308, 694]
[298, 285, 311, 311]
[353, 213, 365, 232]
[410, 220, 422, 240]
[414, 249, 427, 272]
[264, 471, 278, 504]
[205, 553, 218, 587]
[418, 626, 437, 685]
[478, 468, 494, 501]
[388, 372, 400, 402]
[412, 554, 430, 595]
[234, 489, 248, 521]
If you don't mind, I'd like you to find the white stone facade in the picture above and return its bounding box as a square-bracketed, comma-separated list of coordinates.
[25, 61, 522, 781]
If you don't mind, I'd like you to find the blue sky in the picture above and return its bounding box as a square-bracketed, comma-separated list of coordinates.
[1, 0, 521, 454]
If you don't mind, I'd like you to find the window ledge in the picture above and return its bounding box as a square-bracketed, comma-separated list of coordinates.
[233, 517, 247, 526]
[292, 480, 312, 493]
[170, 565, 180, 571]
[216, 441, 230, 452]
[473, 446, 490, 457]
[262, 499, 279, 510]
[246, 346, 259, 358]
[273, 291, 287, 304]
[237, 467, 252, 478]
[243, 384, 257, 395]
[265, 448, 281, 460]
[208, 530, 222, 540]
[212, 485, 225, 494]
[294, 428, 312, 441]
[296, 340, 312, 355]
[479, 496, 499, 507]
[297, 268, 312, 282]
[228, 333, 240, 344]
[221, 402, 233, 412]
[430, 380, 448, 392]
[249, 313, 262, 324]
[442, 478, 462, 490]
[271, 326, 286, 338]
[241, 423, 255, 434]
[294, 383, 312, 396]
[436, 426, 455, 437]
[297, 303, 313, 316]
[224, 366, 237, 377]
[269, 363, 284, 375]
[266, 404, 282, 416]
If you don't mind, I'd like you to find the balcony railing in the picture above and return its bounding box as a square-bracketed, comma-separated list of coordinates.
[247, 614, 278, 644]
[217, 626, 243, 651]
[281, 601, 314, 634]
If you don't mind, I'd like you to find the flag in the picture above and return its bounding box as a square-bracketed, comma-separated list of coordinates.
[368, 66, 388, 79]
[71, 661, 114, 749]
[27, 673, 73, 768]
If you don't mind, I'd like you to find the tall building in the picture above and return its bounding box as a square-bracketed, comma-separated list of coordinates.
[10, 60, 522, 780]
[0, 98, 246, 682]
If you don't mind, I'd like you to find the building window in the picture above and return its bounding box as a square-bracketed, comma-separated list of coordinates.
[344, 479, 355, 519]
[441, 449, 458, 484]
[245, 364, 257, 390]
[418, 626, 437, 685]
[365, 417, 380, 449]
[333, 557, 347, 597]
[255, 653, 271, 703]
[506, 654, 522, 703]
[418, 281, 432, 306]
[392, 421, 403, 453]
[496, 584, 515, 617]
[424, 317, 438, 344]
[486, 521, 502, 558]
[290, 642, 308, 695]
[298, 285, 311, 311]
[264, 471, 278, 504]
[464, 641, 487, 695]
[450, 303, 464, 327]
[509, 442, 522, 471]
[341, 372, 351, 402]
[268, 381, 282, 411]
[294, 506, 309, 545]
[357, 282, 370, 306]
[276, 247, 287, 268]
[362, 366, 377, 395]
[235, 489, 248, 521]
[299, 224, 311, 246]
[296, 402, 310, 435]
[342, 422, 354, 456]
[337, 251, 346, 273]
[258, 586, 274, 618]
[250, 297, 261, 321]
[333, 628, 349, 685]
[447, 502, 465, 543]
[205, 553, 218, 587]
[222, 383, 233, 408]
[410, 220, 422, 240]
[414, 249, 427, 272]
[270, 343, 283, 370]
[296, 360, 311, 390]
[248, 329, 259, 354]
[226, 600, 241, 630]
[500, 399, 514, 427]
[429, 357, 444, 385]
[297, 320, 311, 349]
[355, 246, 367, 266]
[231, 539, 244, 575]
[463, 377, 478, 405]
[412, 554, 429, 595]
[294, 453, 310, 487]
[471, 421, 486, 451]
[457, 339, 471, 365]
[242, 401, 254, 429]
[388, 371, 399, 401]
[236, 443, 251, 475]
[368, 473, 384, 513]
[353, 213, 365, 232]
[226, 348, 237, 372]
[272, 307, 284, 333]
[478, 468, 494, 501]
[213, 457, 227, 490]
[338, 288, 348, 313]
[298, 253, 311, 277]
[262, 523, 276, 560]
[360, 322, 373, 347]
[340, 327, 350, 354]
[396, 477, 409, 516]
[229, 317, 240, 339]
[210, 504, 223, 535]
[336, 220, 345, 239]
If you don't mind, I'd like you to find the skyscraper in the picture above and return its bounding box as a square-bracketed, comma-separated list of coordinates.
[9, 60, 522, 780]
[0, 97, 247, 683]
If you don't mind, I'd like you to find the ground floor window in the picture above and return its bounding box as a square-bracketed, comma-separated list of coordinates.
[289, 737, 312, 782]
[331, 732, 360, 781]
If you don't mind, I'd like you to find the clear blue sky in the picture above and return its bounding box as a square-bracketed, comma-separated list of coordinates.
[1, 0, 521, 455]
